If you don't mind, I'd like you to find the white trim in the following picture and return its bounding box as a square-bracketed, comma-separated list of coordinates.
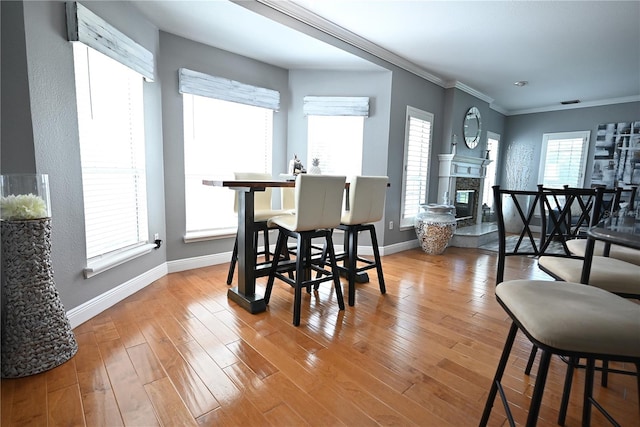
[179, 68, 280, 111]
[84, 243, 156, 278]
[66, 2, 155, 81]
[67, 263, 167, 328]
[509, 95, 640, 116]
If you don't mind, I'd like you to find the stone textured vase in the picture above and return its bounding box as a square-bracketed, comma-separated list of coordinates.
[415, 204, 457, 255]
[1, 174, 77, 378]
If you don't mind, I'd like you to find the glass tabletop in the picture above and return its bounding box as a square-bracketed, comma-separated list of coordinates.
[588, 209, 640, 250]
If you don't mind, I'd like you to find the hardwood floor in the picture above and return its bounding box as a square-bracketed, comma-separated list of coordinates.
[1, 247, 638, 426]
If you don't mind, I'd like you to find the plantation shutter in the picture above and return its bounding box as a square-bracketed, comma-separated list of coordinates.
[401, 107, 433, 228]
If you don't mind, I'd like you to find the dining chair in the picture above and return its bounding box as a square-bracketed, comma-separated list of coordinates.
[332, 175, 388, 306]
[480, 279, 640, 427]
[226, 172, 290, 285]
[493, 185, 640, 424]
[264, 174, 347, 326]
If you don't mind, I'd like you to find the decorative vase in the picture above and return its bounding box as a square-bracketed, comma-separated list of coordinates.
[414, 204, 456, 255]
[1, 174, 78, 378]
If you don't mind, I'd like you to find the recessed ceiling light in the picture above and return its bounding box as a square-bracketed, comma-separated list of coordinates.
[514, 81, 528, 87]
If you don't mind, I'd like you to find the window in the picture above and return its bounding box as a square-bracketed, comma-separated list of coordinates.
[400, 106, 434, 228]
[73, 44, 149, 261]
[183, 95, 273, 235]
[482, 131, 501, 210]
[306, 115, 364, 176]
[539, 131, 590, 188]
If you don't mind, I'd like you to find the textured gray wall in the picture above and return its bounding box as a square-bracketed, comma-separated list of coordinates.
[13, 0, 166, 311]
[1, 1, 36, 173]
[158, 31, 290, 262]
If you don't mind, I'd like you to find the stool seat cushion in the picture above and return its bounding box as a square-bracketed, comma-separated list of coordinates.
[538, 255, 640, 295]
[254, 209, 290, 223]
[566, 239, 640, 266]
[496, 280, 640, 358]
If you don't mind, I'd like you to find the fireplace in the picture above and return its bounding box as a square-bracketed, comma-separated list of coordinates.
[437, 153, 490, 227]
[455, 190, 475, 220]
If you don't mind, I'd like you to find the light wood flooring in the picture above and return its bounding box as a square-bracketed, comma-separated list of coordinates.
[1, 246, 638, 426]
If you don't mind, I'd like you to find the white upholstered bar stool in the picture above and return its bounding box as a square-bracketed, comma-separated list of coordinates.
[480, 280, 640, 427]
[335, 175, 388, 306]
[226, 172, 290, 285]
[265, 174, 346, 326]
[566, 239, 640, 266]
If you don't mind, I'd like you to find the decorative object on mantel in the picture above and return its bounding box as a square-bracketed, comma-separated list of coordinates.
[1, 174, 78, 378]
[415, 204, 456, 255]
[309, 158, 322, 174]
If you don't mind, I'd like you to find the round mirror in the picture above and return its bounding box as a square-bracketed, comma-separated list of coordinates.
[463, 107, 482, 149]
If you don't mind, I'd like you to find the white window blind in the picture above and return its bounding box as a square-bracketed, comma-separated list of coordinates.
[184, 95, 273, 235]
[66, 1, 155, 81]
[303, 96, 369, 117]
[306, 115, 364, 176]
[539, 131, 590, 188]
[401, 106, 434, 228]
[73, 44, 149, 260]
[179, 68, 280, 111]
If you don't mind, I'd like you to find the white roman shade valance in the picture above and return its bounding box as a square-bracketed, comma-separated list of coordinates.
[303, 96, 370, 117]
[178, 68, 280, 111]
[66, 2, 155, 81]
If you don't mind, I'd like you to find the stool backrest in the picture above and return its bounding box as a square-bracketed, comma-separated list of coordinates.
[281, 187, 295, 211]
[233, 172, 273, 213]
[342, 176, 389, 225]
[293, 174, 346, 231]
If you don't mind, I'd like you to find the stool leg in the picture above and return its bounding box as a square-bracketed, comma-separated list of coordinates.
[369, 226, 386, 294]
[347, 226, 358, 306]
[264, 231, 286, 304]
[293, 234, 305, 326]
[558, 356, 577, 425]
[227, 236, 239, 285]
[526, 350, 552, 427]
[525, 345, 538, 375]
[325, 231, 345, 311]
[480, 322, 518, 427]
[583, 359, 596, 427]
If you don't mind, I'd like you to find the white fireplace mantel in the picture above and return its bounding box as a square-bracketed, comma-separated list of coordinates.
[438, 153, 492, 225]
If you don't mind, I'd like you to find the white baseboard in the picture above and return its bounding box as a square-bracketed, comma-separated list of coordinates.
[66, 263, 168, 329]
[67, 240, 411, 327]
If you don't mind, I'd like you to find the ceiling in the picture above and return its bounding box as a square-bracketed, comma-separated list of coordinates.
[132, 0, 640, 115]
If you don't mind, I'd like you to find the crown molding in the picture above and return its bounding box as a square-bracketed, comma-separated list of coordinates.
[250, 0, 636, 117]
[254, 0, 444, 85]
[508, 95, 640, 116]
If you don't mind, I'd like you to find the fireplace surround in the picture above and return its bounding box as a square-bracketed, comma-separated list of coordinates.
[438, 153, 491, 227]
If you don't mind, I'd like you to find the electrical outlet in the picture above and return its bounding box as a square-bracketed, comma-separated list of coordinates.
[389, 221, 393, 230]
[154, 233, 159, 241]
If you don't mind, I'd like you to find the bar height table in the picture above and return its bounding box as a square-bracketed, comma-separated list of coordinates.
[203, 179, 295, 313]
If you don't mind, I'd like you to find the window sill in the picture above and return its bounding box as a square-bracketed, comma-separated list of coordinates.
[84, 243, 156, 279]
[184, 228, 237, 243]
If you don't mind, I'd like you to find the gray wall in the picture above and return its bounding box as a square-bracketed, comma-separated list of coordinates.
[158, 31, 290, 262]
[287, 69, 392, 244]
[2, 0, 166, 310]
[502, 101, 640, 190]
[1, 1, 36, 173]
